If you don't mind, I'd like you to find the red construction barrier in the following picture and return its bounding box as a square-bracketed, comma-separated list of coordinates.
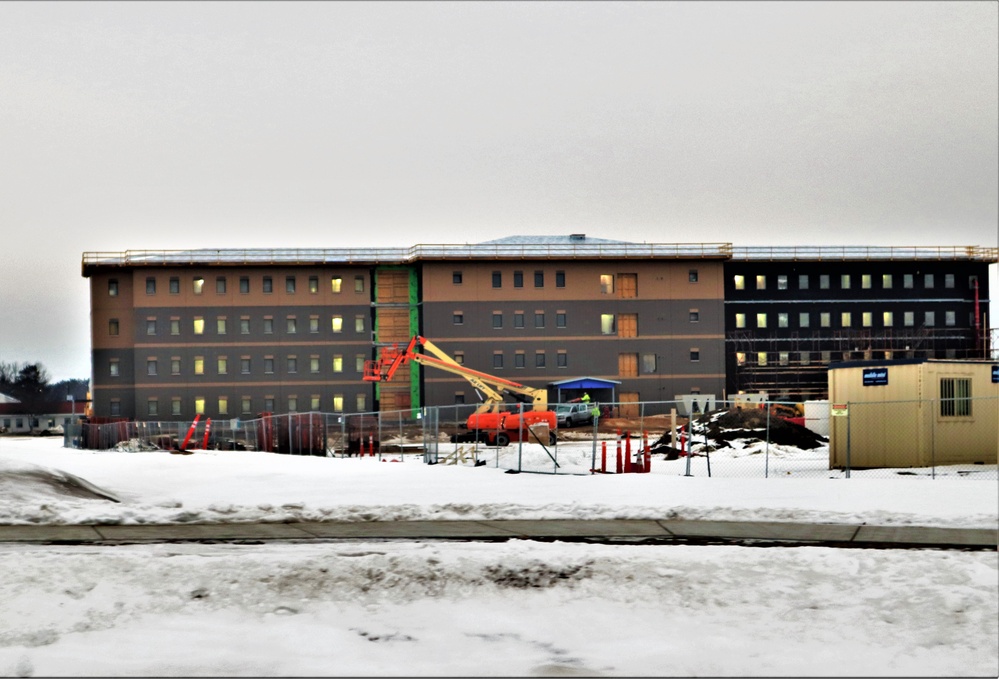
[615, 440, 622, 474]
[624, 432, 632, 473]
[201, 418, 212, 450]
[180, 414, 201, 451]
[644, 447, 651, 473]
[601, 441, 607, 473]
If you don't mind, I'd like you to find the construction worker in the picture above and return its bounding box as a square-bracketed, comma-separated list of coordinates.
[580, 392, 590, 404]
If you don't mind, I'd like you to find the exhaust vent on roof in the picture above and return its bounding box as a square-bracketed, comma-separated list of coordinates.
[569, 233, 586, 241]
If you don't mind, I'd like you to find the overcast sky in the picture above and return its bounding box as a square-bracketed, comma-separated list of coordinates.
[1, 1, 996, 382]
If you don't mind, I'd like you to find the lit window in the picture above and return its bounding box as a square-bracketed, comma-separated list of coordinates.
[757, 352, 767, 366]
[194, 357, 204, 375]
[356, 394, 366, 411]
[288, 397, 297, 412]
[218, 397, 228, 416]
[904, 311, 914, 326]
[820, 312, 831, 327]
[925, 311, 935, 326]
[735, 313, 746, 329]
[778, 313, 788, 328]
[756, 275, 766, 290]
[736, 352, 746, 366]
[861, 274, 871, 289]
[356, 355, 365, 372]
[777, 275, 787, 290]
[331, 277, 342, 293]
[310, 356, 320, 373]
[311, 396, 321, 410]
[841, 312, 851, 327]
[862, 312, 872, 327]
[883, 311, 893, 327]
[333, 395, 344, 413]
[779, 352, 789, 366]
[217, 357, 228, 375]
[355, 316, 365, 333]
[217, 317, 227, 335]
[193, 277, 204, 295]
[600, 274, 614, 294]
[109, 358, 119, 377]
[354, 276, 365, 293]
[108, 279, 118, 296]
[241, 398, 251, 415]
[756, 313, 767, 328]
[195, 398, 205, 415]
[882, 274, 892, 289]
[799, 312, 809, 327]
[332, 316, 343, 333]
[332, 355, 343, 373]
[170, 319, 180, 335]
[841, 274, 850, 289]
[310, 316, 319, 333]
[309, 276, 319, 293]
[819, 275, 830, 289]
[193, 318, 204, 335]
[601, 314, 616, 334]
[733, 275, 745, 291]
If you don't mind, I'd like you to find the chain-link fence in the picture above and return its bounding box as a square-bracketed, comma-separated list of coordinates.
[64, 397, 997, 480]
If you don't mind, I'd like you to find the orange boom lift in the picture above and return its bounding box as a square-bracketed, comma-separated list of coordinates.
[363, 335, 557, 447]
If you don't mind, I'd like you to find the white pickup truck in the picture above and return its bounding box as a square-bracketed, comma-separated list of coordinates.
[553, 402, 595, 427]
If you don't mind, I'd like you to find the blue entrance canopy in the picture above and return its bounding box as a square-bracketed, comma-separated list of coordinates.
[548, 377, 621, 403]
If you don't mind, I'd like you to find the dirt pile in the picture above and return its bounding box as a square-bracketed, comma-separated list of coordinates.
[649, 407, 828, 453]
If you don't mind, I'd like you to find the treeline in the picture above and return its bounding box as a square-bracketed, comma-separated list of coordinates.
[0, 362, 89, 414]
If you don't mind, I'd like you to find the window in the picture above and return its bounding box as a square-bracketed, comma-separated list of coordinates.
[904, 311, 914, 326]
[841, 312, 852, 327]
[452, 271, 463, 285]
[493, 352, 504, 369]
[310, 316, 319, 333]
[356, 355, 366, 373]
[756, 313, 767, 329]
[193, 398, 204, 415]
[690, 349, 700, 362]
[109, 319, 119, 336]
[265, 397, 275, 412]
[147, 359, 157, 376]
[778, 312, 788, 328]
[756, 275, 766, 290]
[171, 358, 181, 375]
[534, 312, 545, 328]
[514, 271, 523, 288]
[557, 351, 568, 368]
[193, 277, 204, 295]
[453, 352, 464, 365]
[689, 310, 699, 323]
[286, 276, 296, 294]
[146, 277, 156, 294]
[171, 398, 182, 416]
[169, 277, 180, 294]
[924, 273, 934, 288]
[779, 352, 789, 366]
[492, 312, 503, 329]
[310, 356, 320, 374]
[146, 319, 157, 335]
[642, 354, 657, 373]
[556, 312, 566, 328]
[331, 276, 342, 293]
[492, 272, 502, 288]
[821, 351, 832, 363]
[944, 273, 954, 289]
[840, 274, 850, 289]
[556, 271, 566, 287]
[218, 397, 228, 416]
[757, 352, 767, 366]
[263, 276, 273, 293]
[861, 274, 872, 289]
[534, 271, 544, 288]
[287, 317, 297, 334]
[453, 312, 464, 325]
[308, 276, 319, 294]
[820, 312, 831, 328]
[331, 316, 343, 333]
[110, 400, 121, 417]
[535, 351, 545, 368]
[618, 313, 637, 338]
[736, 352, 746, 366]
[883, 311, 894, 327]
[777, 275, 787, 290]
[734, 313, 746, 329]
[356, 394, 367, 411]
[193, 317, 204, 335]
[287, 356, 298, 373]
[799, 275, 809, 290]
[799, 351, 810, 366]
[600, 274, 614, 294]
[240, 276, 250, 294]
[514, 312, 524, 329]
[147, 399, 158, 417]
[287, 397, 297, 413]
[108, 279, 118, 296]
[354, 276, 365, 293]
[241, 398, 252, 415]
[925, 311, 935, 326]
[109, 358, 119, 377]
[903, 274, 914, 289]
[240, 317, 250, 334]
[241, 358, 251, 374]
[217, 357, 228, 375]
[688, 269, 698, 283]
[264, 357, 274, 374]
[216, 317, 227, 335]
[332, 355, 343, 373]
[940, 378, 972, 417]
[601, 314, 616, 334]
[799, 312, 810, 328]
[170, 318, 180, 335]
[945, 310, 956, 326]
[819, 275, 830, 290]
[216, 277, 226, 294]
[882, 274, 892, 289]
[355, 315, 365, 333]
[862, 312, 873, 327]
[733, 275, 745, 290]
[515, 352, 525, 368]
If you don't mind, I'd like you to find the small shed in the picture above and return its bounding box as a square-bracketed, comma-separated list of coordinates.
[548, 377, 621, 405]
[828, 359, 998, 470]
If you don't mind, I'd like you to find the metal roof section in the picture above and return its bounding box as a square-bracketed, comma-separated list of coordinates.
[81, 241, 997, 274]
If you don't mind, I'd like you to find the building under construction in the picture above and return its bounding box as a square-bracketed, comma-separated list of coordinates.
[80, 236, 996, 420]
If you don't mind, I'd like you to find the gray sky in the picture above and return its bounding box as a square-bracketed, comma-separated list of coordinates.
[1, 1, 996, 382]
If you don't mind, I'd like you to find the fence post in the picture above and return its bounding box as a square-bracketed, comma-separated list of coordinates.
[845, 401, 851, 479]
[517, 402, 524, 472]
[765, 403, 771, 479]
[930, 397, 936, 479]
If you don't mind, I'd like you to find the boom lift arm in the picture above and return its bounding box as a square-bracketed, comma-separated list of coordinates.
[363, 335, 548, 414]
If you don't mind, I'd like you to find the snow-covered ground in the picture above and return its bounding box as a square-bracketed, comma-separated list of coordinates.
[1, 436, 996, 677]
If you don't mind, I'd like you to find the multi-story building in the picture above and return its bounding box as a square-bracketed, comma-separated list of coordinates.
[81, 235, 730, 420]
[724, 245, 996, 400]
[81, 237, 995, 420]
